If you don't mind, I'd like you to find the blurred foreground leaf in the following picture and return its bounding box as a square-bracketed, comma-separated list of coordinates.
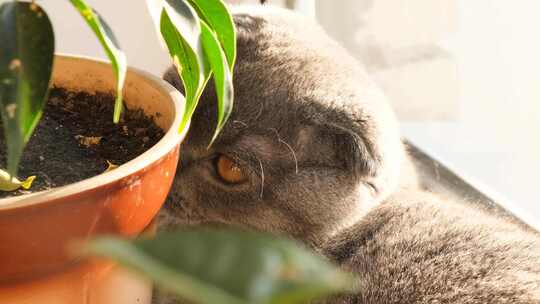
[83, 229, 357, 304]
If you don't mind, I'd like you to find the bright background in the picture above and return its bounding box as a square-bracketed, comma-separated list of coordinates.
[41, 1, 540, 219]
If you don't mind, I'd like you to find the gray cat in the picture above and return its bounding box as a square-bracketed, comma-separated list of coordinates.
[158, 6, 540, 303]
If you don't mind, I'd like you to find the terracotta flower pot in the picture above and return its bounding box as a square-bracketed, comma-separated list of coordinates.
[0, 55, 186, 304]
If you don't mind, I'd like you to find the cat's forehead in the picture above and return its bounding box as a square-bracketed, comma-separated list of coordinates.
[230, 13, 371, 114]
[187, 7, 393, 149]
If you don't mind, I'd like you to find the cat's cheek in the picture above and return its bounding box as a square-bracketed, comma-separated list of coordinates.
[160, 174, 210, 226]
[347, 185, 380, 226]
[224, 205, 300, 237]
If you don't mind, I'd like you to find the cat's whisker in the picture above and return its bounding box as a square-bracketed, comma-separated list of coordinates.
[269, 127, 299, 174]
[257, 157, 265, 199]
[254, 102, 265, 121]
[233, 120, 249, 128]
[281, 140, 299, 174]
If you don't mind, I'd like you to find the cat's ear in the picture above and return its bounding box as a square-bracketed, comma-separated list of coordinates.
[296, 124, 378, 179]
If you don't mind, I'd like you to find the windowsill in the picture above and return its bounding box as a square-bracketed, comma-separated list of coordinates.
[402, 122, 540, 221]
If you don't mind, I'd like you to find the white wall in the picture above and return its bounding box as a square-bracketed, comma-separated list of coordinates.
[40, 0, 287, 76]
[41, 0, 171, 75]
[401, 0, 540, 216]
[317, 0, 459, 121]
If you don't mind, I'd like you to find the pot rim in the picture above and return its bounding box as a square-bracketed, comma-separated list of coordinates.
[0, 54, 187, 211]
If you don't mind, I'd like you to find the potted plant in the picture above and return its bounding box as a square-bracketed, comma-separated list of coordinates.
[0, 1, 356, 303]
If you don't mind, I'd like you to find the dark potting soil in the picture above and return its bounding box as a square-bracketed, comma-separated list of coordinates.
[0, 87, 164, 198]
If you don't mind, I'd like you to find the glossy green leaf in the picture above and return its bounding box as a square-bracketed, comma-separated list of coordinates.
[0, 1, 54, 176]
[83, 230, 356, 304]
[159, 0, 208, 132]
[162, 0, 204, 59]
[200, 21, 234, 146]
[186, 0, 236, 69]
[147, 0, 235, 143]
[69, 0, 126, 123]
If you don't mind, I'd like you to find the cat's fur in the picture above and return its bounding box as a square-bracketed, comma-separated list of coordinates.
[159, 6, 540, 303]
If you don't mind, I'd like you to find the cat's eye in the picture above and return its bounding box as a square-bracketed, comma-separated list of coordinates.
[215, 155, 247, 184]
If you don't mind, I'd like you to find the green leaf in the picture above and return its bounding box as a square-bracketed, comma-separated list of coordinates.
[186, 0, 236, 70]
[200, 21, 234, 146]
[147, 0, 236, 142]
[83, 229, 356, 304]
[69, 0, 126, 123]
[0, 1, 54, 176]
[159, 0, 208, 133]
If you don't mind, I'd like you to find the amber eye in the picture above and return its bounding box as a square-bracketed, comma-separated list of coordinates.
[215, 155, 247, 184]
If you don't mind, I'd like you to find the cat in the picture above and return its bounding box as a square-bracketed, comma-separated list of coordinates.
[157, 5, 540, 304]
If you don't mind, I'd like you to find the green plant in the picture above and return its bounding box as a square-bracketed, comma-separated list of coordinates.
[0, 1, 357, 303]
[0, 0, 126, 187]
[0, 0, 233, 186]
